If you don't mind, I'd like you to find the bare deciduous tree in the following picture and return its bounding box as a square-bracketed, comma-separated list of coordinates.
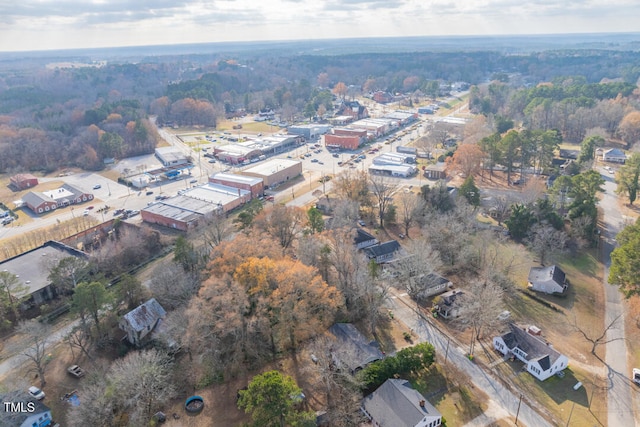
[148, 262, 200, 310]
[65, 326, 93, 361]
[397, 191, 425, 236]
[387, 238, 443, 301]
[572, 314, 623, 355]
[198, 211, 233, 250]
[527, 224, 568, 266]
[456, 279, 505, 356]
[15, 321, 51, 387]
[369, 174, 399, 228]
[253, 204, 305, 253]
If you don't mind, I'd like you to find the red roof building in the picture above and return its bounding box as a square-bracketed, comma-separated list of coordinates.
[10, 174, 39, 190]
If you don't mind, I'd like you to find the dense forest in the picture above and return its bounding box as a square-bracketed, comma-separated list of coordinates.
[1, 39, 640, 172]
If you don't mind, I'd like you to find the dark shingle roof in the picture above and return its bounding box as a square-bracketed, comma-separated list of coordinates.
[527, 265, 566, 292]
[0, 391, 51, 426]
[501, 323, 563, 367]
[329, 323, 383, 372]
[362, 379, 440, 427]
[354, 228, 376, 245]
[364, 240, 400, 259]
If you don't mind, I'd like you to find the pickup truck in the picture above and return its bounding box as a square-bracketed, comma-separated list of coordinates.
[67, 365, 85, 378]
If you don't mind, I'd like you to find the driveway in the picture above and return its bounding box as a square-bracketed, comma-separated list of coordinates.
[386, 288, 553, 427]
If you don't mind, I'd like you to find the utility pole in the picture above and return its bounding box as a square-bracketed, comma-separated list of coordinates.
[515, 394, 523, 425]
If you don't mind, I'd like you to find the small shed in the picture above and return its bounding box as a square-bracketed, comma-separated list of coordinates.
[424, 163, 447, 180]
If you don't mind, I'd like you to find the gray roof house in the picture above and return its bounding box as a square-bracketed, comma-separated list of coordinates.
[354, 228, 378, 249]
[527, 265, 568, 295]
[603, 148, 626, 163]
[119, 298, 167, 347]
[328, 323, 384, 373]
[361, 379, 442, 427]
[364, 240, 401, 263]
[0, 391, 53, 427]
[493, 323, 569, 381]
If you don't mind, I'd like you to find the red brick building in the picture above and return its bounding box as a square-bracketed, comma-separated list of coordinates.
[10, 173, 39, 190]
[209, 173, 264, 198]
[325, 128, 367, 150]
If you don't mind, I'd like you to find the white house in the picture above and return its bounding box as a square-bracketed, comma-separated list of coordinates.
[603, 148, 627, 163]
[119, 298, 166, 347]
[493, 323, 569, 381]
[527, 265, 568, 295]
[362, 379, 442, 427]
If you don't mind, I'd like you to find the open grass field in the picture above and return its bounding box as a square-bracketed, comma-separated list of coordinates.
[493, 361, 607, 426]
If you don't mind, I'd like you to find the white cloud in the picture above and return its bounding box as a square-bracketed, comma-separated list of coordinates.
[0, 0, 638, 52]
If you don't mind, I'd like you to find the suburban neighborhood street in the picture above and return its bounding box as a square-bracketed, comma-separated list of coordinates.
[598, 167, 637, 427]
[386, 288, 554, 427]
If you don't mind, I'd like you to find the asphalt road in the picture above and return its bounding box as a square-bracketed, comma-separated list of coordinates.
[598, 166, 637, 427]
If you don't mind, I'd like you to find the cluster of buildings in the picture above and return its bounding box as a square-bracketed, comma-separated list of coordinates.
[141, 159, 302, 231]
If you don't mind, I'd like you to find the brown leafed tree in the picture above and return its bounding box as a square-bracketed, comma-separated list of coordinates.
[332, 82, 348, 101]
[448, 143, 485, 177]
[333, 170, 370, 207]
[397, 191, 426, 236]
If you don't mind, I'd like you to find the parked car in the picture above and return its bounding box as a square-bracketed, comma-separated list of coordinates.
[67, 365, 85, 378]
[28, 386, 45, 400]
[208, 159, 216, 163]
[83, 209, 90, 216]
[189, 178, 198, 184]
[93, 184, 101, 190]
[357, 220, 366, 226]
[1, 216, 15, 225]
[146, 190, 154, 195]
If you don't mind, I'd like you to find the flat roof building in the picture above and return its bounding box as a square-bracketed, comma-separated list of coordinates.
[209, 172, 264, 198]
[241, 158, 302, 188]
[155, 147, 189, 167]
[141, 183, 250, 231]
[369, 163, 417, 178]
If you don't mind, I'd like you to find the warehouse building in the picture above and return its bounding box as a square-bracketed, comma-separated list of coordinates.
[155, 147, 189, 167]
[241, 158, 302, 188]
[209, 173, 264, 198]
[369, 163, 417, 178]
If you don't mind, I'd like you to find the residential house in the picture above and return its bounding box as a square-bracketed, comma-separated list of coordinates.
[328, 323, 384, 373]
[338, 101, 369, 120]
[436, 289, 463, 319]
[0, 241, 88, 310]
[9, 173, 39, 191]
[364, 240, 401, 263]
[415, 273, 452, 299]
[119, 298, 167, 347]
[559, 149, 579, 159]
[354, 228, 378, 249]
[603, 148, 626, 163]
[493, 323, 569, 381]
[527, 265, 568, 295]
[0, 392, 53, 427]
[373, 91, 394, 104]
[361, 379, 442, 427]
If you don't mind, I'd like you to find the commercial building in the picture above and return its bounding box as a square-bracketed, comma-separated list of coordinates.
[155, 147, 189, 167]
[141, 183, 250, 231]
[209, 173, 264, 198]
[373, 153, 417, 165]
[324, 128, 368, 150]
[288, 124, 331, 140]
[369, 163, 417, 178]
[0, 241, 88, 309]
[241, 158, 302, 188]
[22, 183, 93, 214]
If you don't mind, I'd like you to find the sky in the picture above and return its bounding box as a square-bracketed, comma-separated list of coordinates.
[0, 0, 639, 52]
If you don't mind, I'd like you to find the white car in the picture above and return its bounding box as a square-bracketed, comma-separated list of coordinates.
[28, 386, 45, 400]
[83, 209, 90, 216]
[633, 368, 640, 385]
